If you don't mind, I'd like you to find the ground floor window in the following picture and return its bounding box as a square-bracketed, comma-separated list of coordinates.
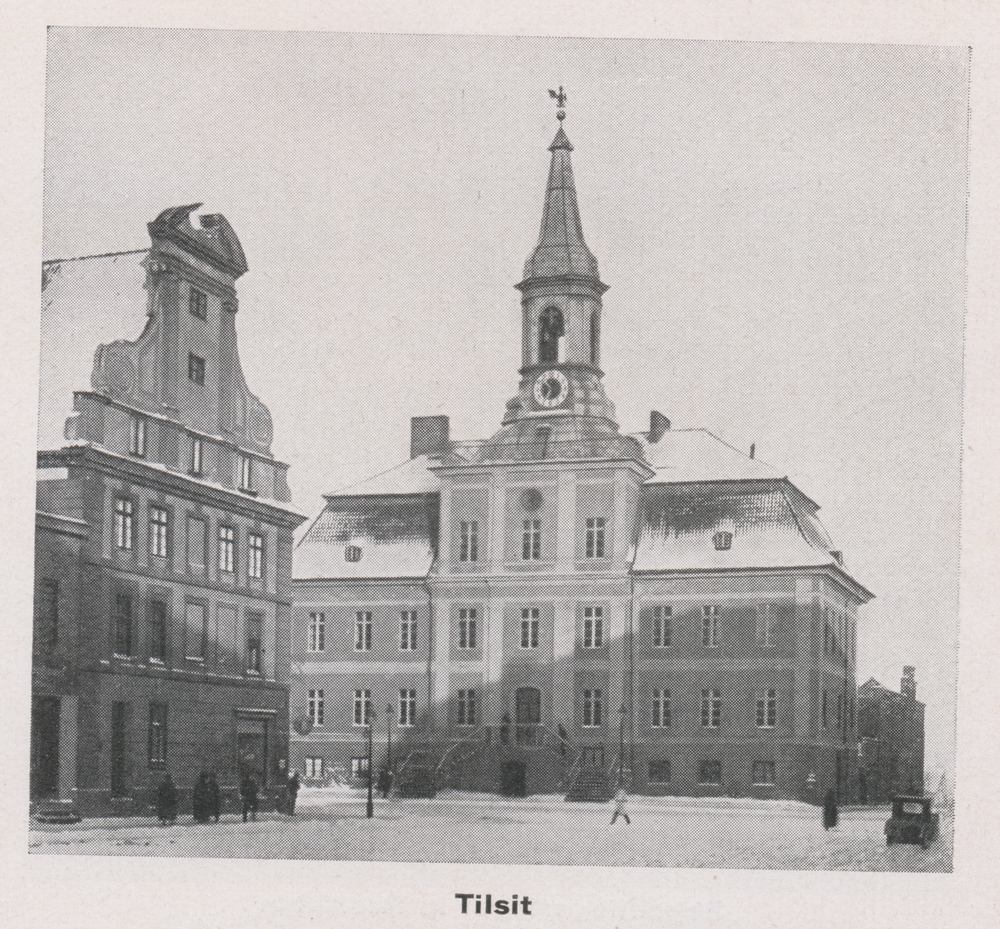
[698, 760, 722, 784]
[148, 702, 167, 768]
[582, 688, 603, 727]
[648, 760, 671, 783]
[351, 757, 369, 778]
[399, 689, 417, 726]
[752, 761, 776, 785]
[304, 757, 323, 778]
[456, 689, 477, 727]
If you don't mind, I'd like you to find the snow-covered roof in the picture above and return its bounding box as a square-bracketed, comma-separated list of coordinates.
[294, 491, 437, 580]
[39, 250, 149, 451]
[633, 479, 842, 574]
[637, 428, 784, 484]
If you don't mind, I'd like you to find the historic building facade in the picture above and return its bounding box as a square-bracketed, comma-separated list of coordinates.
[33, 206, 305, 815]
[857, 667, 926, 803]
[291, 110, 873, 801]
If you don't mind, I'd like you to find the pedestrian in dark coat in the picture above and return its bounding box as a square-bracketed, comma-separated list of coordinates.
[156, 773, 178, 825]
[192, 772, 211, 823]
[377, 768, 392, 799]
[207, 772, 221, 822]
[823, 788, 839, 830]
[240, 773, 259, 822]
[286, 771, 300, 814]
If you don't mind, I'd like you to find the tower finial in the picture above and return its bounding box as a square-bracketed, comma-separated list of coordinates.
[548, 86, 567, 121]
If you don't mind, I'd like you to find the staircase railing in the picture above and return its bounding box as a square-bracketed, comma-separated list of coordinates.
[560, 750, 585, 794]
[434, 726, 489, 790]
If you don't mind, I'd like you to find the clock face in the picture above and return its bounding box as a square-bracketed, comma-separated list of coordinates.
[533, 370, 569, 408]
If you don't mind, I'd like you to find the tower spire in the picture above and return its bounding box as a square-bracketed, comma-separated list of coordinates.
[523, 89, 601, 284]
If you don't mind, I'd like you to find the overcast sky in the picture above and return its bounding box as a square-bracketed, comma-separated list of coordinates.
[42, 30, 968, 772]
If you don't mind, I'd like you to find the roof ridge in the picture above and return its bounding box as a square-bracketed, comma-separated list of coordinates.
[42, 248, 148, 265]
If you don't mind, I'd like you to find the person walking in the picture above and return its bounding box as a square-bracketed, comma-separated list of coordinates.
[823, 787, 839, 830]
[240, 772, 259, 823]
[156, 773, 178, 826]
[207, 772, 221, 823]
[610, 786, 631, 825]
[286, 770, 300, 815]
[192, 772, 211, 823]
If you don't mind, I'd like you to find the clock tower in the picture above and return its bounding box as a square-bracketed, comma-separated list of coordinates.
[496, 105, 621, 447]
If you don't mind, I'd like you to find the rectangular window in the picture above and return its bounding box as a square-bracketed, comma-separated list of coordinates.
[516, 687, 541, 725]
[186, 601, 207, 660]
[355, 611, 372, 651]
[400, 611, 418, 650]
[304, 757, 323, 779]
[456, 688, 477, 726]
[699, 760, 722, 784]
[247, 532, 264, 579]
[459, 520, 479, 562]
[351, 757, 369, 778]
[114, 497, 134, 550]
[218, 525, 235, 572]
[821, 689, 828, 729]
[246, 611, 263, 673]
[148, 702, 167, 768]
[186, 515, 206, 569]
[188, 353, 205, 385]
[149, 600, 167, 661]
[521, 608, 539, 649]
[239, 454, 253, 492]
[190, 437, 203, 475]
[522, 519, 541, 560]
[35, 578, 59, 650]
[189, 287, 207, 319]
[582, 688, 603, 727]
[128, 414, 147, 457]
[399, 689, 417, 727]
[353, 689, 371, 726]
[752, 761, 776, 785]
[648, 760, 671, 783]
[701, 688, 721, 728]
[653, 605, 672, 647]
[308, 612, 325, 652]
[702, 605, 719, 647]
[582, 606, 604, 648]
[652, 689, 672, 728]
[458, 608, 477, 649]
[309, 689, 325, 727]
[114, 593, 134, 656]
[757, 689, 777, 728]
[585, 517, 606, 558]
[756, 603, 775, 646]
[149, 505, 169, 558]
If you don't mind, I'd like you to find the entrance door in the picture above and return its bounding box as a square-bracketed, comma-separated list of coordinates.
[501, 761, 526, 797]
[581, 746, 605, 768]
[111, 701, 130, 797]
[30, 696, 60, 799]
[238, 719, 269, 787]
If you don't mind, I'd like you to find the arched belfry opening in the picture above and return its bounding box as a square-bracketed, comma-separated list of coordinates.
[538, 306, 564, 363]
[590, 310, 600, 365]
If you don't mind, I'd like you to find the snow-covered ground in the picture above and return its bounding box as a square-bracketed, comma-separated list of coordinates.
[28, 790, 952, 870]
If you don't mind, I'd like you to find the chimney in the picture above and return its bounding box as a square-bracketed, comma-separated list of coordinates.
[901, 666, 916, 700]
[649, 410, 671, 444]
[410, 415, 450, 459]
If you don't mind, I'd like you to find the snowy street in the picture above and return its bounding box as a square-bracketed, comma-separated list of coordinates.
[29, 789, 952, 870]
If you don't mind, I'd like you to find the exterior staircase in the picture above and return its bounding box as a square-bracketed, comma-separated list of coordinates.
[564, 765, 615, 802]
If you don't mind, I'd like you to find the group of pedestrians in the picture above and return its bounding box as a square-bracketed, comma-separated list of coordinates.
[153, 770, 301, 825]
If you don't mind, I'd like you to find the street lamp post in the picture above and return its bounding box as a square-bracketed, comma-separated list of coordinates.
[618, 704, 627, 788]
[385, 703, 393, 797]
[366, 706, 377, 819]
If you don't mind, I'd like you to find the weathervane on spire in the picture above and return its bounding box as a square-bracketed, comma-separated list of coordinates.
[548, 86, 567, 121]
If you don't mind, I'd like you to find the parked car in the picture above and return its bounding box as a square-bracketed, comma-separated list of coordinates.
[885, 795, 939, 848]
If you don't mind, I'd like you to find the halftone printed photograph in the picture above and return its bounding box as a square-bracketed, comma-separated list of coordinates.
[31, 29, 966, 871]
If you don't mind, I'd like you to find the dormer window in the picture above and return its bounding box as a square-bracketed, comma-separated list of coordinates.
[238, 454, 253, 492]
[345, 545, 362, 563]
[189, 287, 207, 320]
[713, 531, 733, 551]
[128, 414, 147, 458]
